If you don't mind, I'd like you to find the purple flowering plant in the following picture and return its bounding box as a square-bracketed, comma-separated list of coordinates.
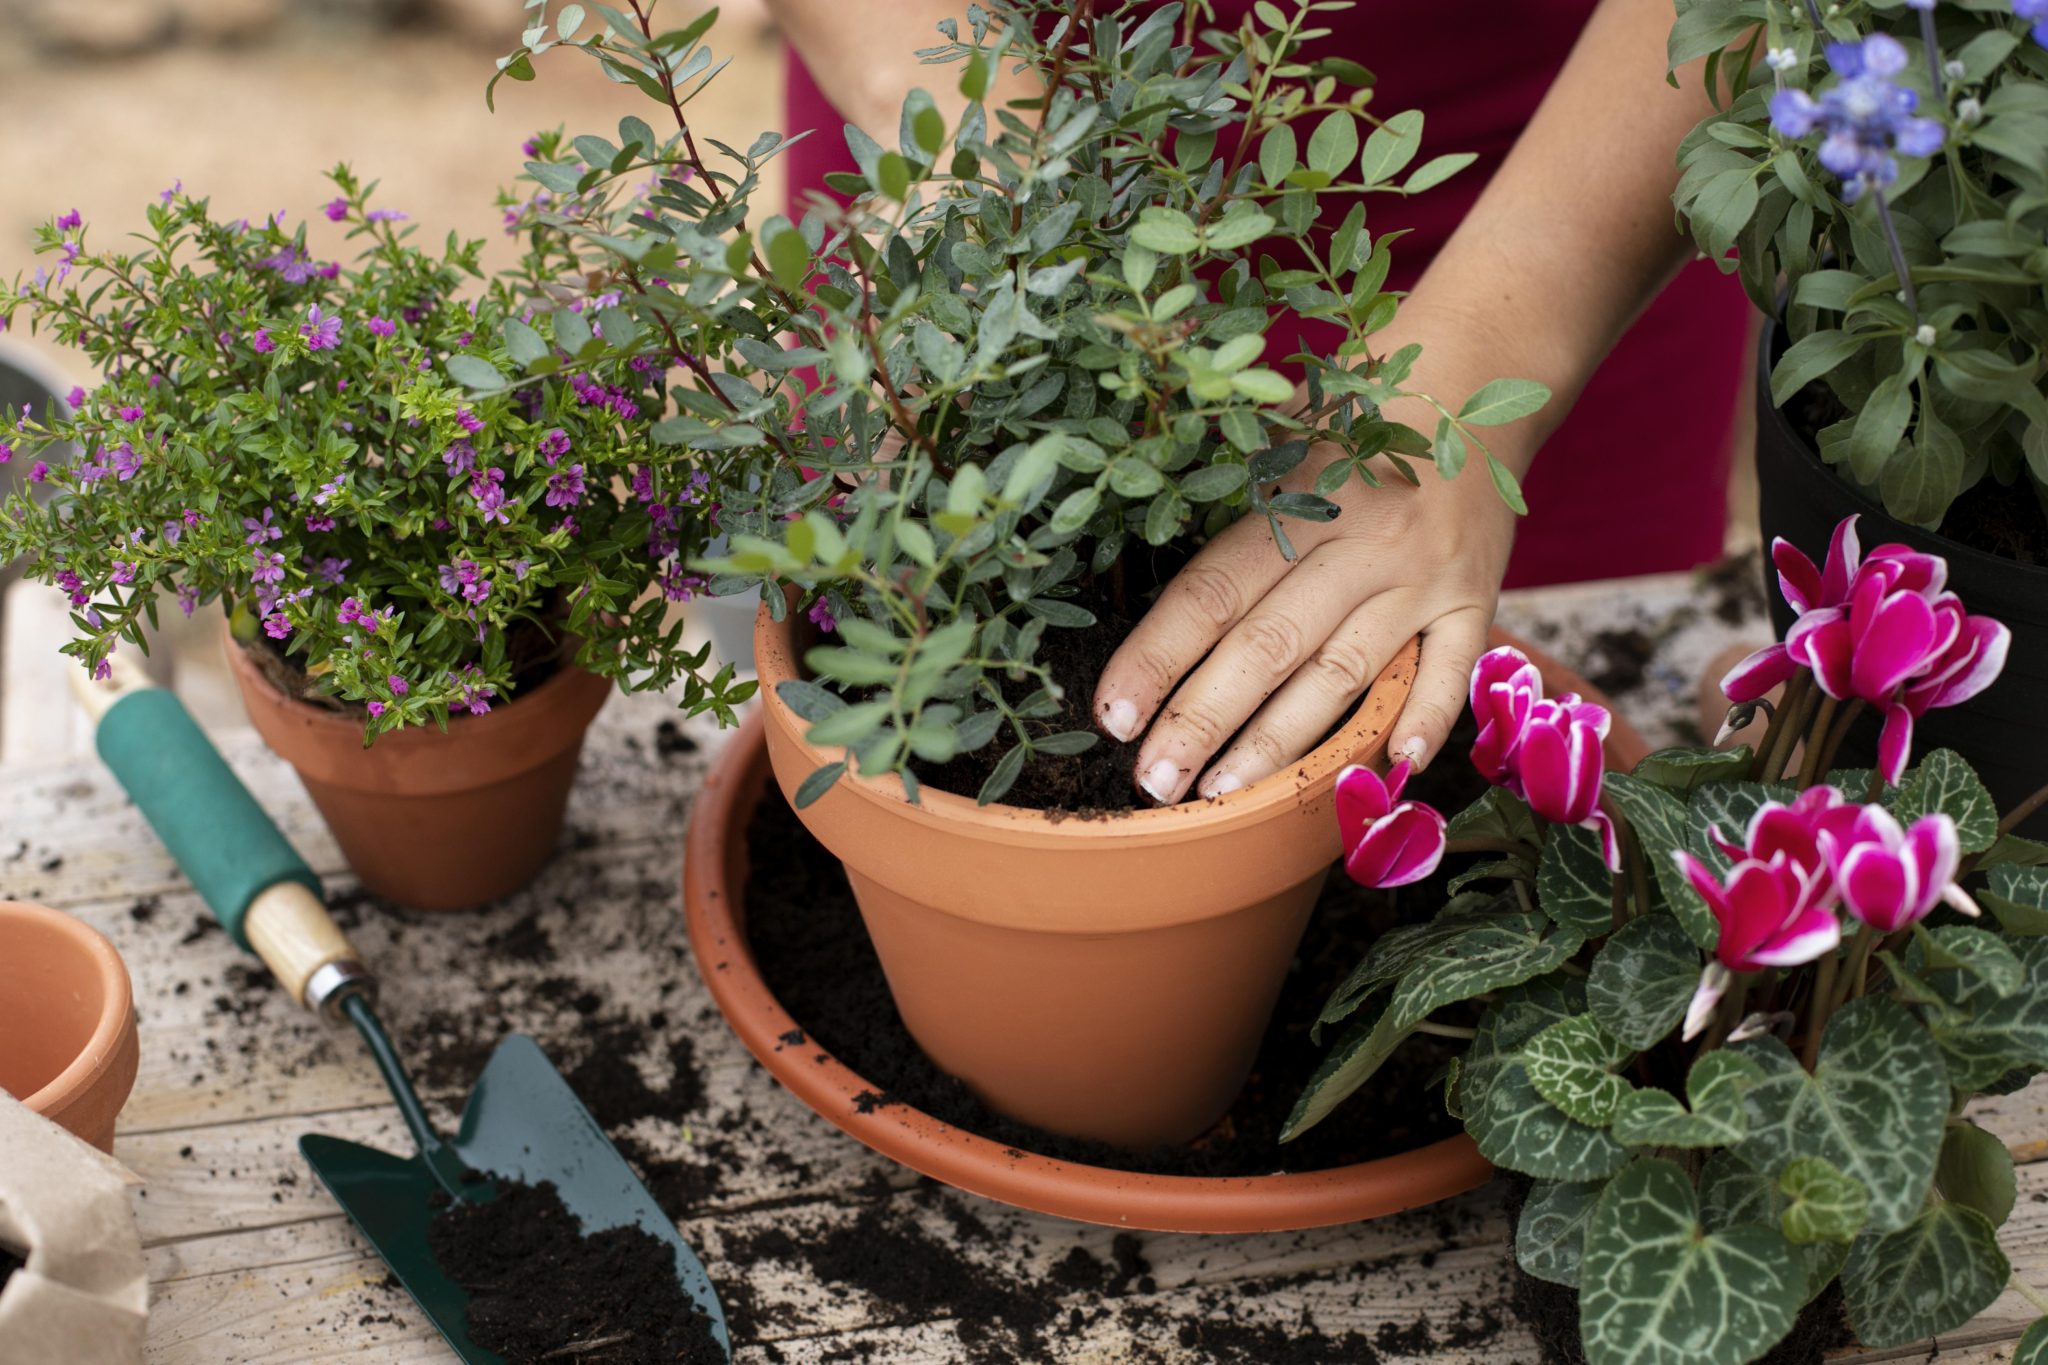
[0, 165, 750, 731]
[1671, 0, 2048, 533]
[1294, 515, 2048, 1363]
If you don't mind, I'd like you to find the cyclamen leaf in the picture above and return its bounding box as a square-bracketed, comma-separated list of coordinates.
[1840, 1201, 2008, 1349]
[1523, 1015, 1633, 1127]
[2019, 1316, 2048, 1365]
[1315, 894, 1514, 1029]
[1516, 1178, 1605, 1289]
[1604, 772, 1717, 950]
[1984, 866, 2048, 935]
[1537, 821, 1615, 937]
[1889, 749, 1998, 854]
[1777, 1157, 1870, 1245]
[1631, 746, 1754, 795]
[1917, 925, 2022, 998]
[1610, 1049, 1760, 1149]
[1578, 1158, 1802, 1365]
[1935, 1119, 2017, 1228]
[1459, 994, 1629, 1182]
[1688, 780, 1797, 874]
[1586, 915, 1698, 1050]
[1733, 999, 1948, 1233]
[1698, 1152, 1851, 1307]
[1922, 933, 2048, 1089]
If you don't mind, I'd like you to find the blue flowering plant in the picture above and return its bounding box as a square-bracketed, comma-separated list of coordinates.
[1670, 0, 2048, 534]
[0, 166, 751, 732]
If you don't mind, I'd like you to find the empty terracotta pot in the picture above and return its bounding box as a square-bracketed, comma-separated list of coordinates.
[756, 605, 1426, 1148]
[0, 901, 140, 1152]
[225, 634, 612, 910]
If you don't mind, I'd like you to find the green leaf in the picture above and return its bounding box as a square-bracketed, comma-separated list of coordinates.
[1586, 915, 1699, 1050]
[1230, 368, 1296, 404]
[1918, 925, 2022, 998]
[1357, 109, 1423, 185]
[1537, 821, 1617, 937]
[1840, 1201, 2008, 1348]
[1770, 329, 1869, 407]
[1459, 993, 1630, 1181]
[792, 761, 846, 809]
[1633, 746, 1754, 795]
[1524, 1015, 1633, 1126]
[1578, 1157, 1802, 1365]
[1403, 151, 1475, 194]
[1698, 1151, 1851, 1306]
[1688, 781, 1797, 873]
[1457, 378, 1551, 427]
[1890, 749, 1998, 854]
[2018, 1316, 2048, 1365]
[1985, 867, 2048, 935]
[977, 744, 1025, 806]
[444, 355, 506, 393]
[804, 699, 892, 747]
[776, 679, 847, 722]
[1048, 486, 1101, 536]
[1848, 366, 1915, 484]
[1734, 999, 1949, 1233]
[1777, 1157, 1870, 1244]
[1611, 1050, 1760, 1149]
[1257, 124, 1296, 186]
[1921, 933, 2048, 1089]
[876, 150, 912, 201]
[1936, 1120, 2016, 1228]
[958, 52, 989, 101]
[1202, 209, 1275, 252]
[1306, 110, 1358, 178]
[1605, 772, 1716, 950]
[1517, 1179, 1604, 1288]
[1486, 453, 1528, 515]
[766, 228, 811, 293]
[1688, 166, 1760, 261]
[1132, 207, 1200, 254]
[1178, 463, 1247, 502]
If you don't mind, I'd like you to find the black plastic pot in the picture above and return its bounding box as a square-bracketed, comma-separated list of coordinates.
[1755, 329, 2048, 837]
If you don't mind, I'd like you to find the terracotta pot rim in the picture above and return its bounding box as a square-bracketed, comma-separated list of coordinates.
[0, 900, 134, 1116]
[223, 629, 611, 745]
[684, 715, 1495, 1233]
[755, 602, 1422, 846]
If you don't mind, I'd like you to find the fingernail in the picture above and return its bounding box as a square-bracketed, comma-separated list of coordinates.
[1103, 697, 1140, 742]
[1140, 759, 1180, 805]
[1203, 771, 1244, 798]
[1400, 735, 1427, 767]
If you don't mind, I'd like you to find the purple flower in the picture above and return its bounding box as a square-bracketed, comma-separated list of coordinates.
[54, 569, 87, 605]
[2020, 0, 2048, 46]
[441, 439, 476, 479]
[243, 507, 282, 544]
[177, 584, 198, 616]
[159, 180, 181, 205]
[65, 386, 86, 409]
[1334, 759, 1447, 889]
[450, 663, 497, 715]
[336, 597, 386, 635]
[1769, 35, 1944, 200]
[545, 463, 586, 508]
[660, 565, 706, 602]
[808, 599, 837, 634]
[117, 404, 143, 423]
[312, 555, 350, 585]
[263, 614, 292, 640]
[523, 136, 542, 157]
[251, 549, 285, 585]
[317, 262, 339, 280]
[56, 209, 81, 231]
[314, 474, 346, 504]
[162, 519, 182, 545]
[367, 316, 396, 338]
[111, 561, 136, 585]
[455, 407, 485, 434]
[366, 208, 408, 223]
[323, 197, 350, 222]
[260, 247, 316, 283]
[29, 461, 48, 483]
[301, 305, 342, 352]
[252, 328, 275, 355]
[470, 467, 512, 525]
[368, 700, 387, 720]
[630, 465, 656, 503]
[306, 515, 336, 532]
[438, 559, 493, 605]
[0, 442, 11, 464]
[110, 442, 142, 481]
[389, 674, 409, 696]
[680, 469, 711, 506]
[538, 428, 570, 464]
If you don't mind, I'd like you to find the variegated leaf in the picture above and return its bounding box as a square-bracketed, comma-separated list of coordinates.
[1698, 1151, 1849, 1306]
[1517, 1178, 1604, 1288]
[1840, 1201, 2008, 1348]
[1586, 914, 1698, 1050]
[1890, 748, 1998, 854]
[1537, 820, 1616, 936]
[1923, 932, 2048, 1089]
[1524, 1015, 1633, 1126]
[1611, 1049, 1760, 1149]
[1777, 1157, 1869, 1244]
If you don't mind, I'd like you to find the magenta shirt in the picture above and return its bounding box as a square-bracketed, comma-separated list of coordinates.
[783, 2, 1752, 588]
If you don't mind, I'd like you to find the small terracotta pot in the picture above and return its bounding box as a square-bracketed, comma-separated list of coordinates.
[755, 605, 1651, 1149]
[0, 901, 140, 1152]
[224, 635, 612, 910]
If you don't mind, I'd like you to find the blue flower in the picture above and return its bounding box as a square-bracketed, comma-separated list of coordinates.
[1769, 34, 1945, 201]
[2017, 0, 2048, 47]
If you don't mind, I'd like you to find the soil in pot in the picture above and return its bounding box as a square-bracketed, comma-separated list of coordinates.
[426, 1174, 723, 1365]
[744, 721, 1490, 1175]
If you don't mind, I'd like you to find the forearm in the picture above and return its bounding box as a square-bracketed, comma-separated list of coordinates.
[764, 0, 1037, 146]
[1383, 0, 1724, 473]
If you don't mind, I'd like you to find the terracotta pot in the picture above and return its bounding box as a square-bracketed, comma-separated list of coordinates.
[0, 901, 140, 1153]
[684, 632, 1647, 1230]
[754, 604, 1650, 1149]
[224, 634, 612, 910]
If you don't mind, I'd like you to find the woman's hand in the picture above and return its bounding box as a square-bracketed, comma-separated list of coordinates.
[1093, 407, 1521, 805]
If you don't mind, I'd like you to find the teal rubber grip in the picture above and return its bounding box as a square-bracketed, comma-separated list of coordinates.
[96, 688, 322, 951]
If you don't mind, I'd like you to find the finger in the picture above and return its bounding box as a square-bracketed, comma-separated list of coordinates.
[1092, 515, 1295, 744]
[1386, 606, 1491, 772]
[1193, 591, 1419, 797]
[1130, 545, 1380, 804]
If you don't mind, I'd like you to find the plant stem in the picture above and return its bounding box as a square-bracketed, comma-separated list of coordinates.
[1801, 0, 1824, 28]
[1873, 190, 1920, 318]
[1999, 780, 2048, 836]
[2010, 1275, 2048, 1317]
[1798, 695, 1840, 788]
[1757, 671, 1817, 785]
[1415, 1020, 1479, 1041]
[1812, 698, 1866, 779]
[1803, 948, 1840, 1071]
[1702, 974, 1750, 1053]
[1842, 923, 1879, 1003]
[1919, 8, 1945, 102]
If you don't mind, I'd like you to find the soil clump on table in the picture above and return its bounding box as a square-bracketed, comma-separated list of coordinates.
[744, 718, 1487, 1177]
[427, 1175, 723, 1364]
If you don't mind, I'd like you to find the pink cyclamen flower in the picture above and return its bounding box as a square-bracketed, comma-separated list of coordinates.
[1822, 804, 1978, 932]
[1335, 759, 1448, 889]
[1469, 646, 1619, 868]
[1676, 848, 1841, 1039]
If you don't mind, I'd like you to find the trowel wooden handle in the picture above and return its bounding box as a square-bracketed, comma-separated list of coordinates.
[71, 659, 370, 1012]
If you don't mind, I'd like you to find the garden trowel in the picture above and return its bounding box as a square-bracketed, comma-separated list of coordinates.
[73, 657, 729, 1363]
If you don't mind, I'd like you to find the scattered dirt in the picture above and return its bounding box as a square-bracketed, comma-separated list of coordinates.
[427, 1176, 724, 1365]
[743, 751, 1479, 1177]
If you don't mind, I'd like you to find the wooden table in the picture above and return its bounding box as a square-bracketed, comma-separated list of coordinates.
[8, 559, 2048, 1364]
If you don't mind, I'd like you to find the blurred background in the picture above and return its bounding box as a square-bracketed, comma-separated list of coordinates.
[0, 0, 779, 760]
